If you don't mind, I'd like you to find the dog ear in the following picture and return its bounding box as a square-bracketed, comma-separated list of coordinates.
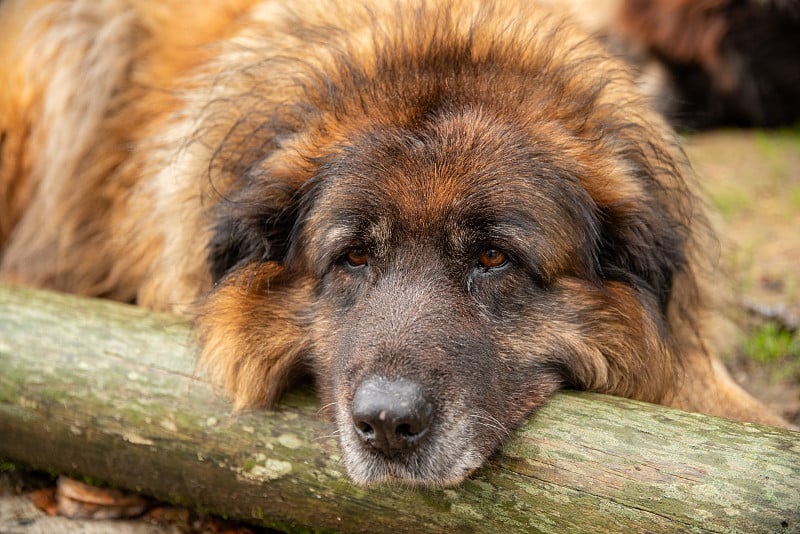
[207, 216, 267, 284]
[197, 261, 313, 410]
[596, 197, 690, 314]
[207, 179, 302, 283]
[202, 163, 317, 408]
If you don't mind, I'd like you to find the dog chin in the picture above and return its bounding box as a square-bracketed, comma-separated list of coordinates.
[341, 443, 485, 488]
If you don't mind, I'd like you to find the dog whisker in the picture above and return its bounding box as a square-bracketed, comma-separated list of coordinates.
[312, 431, 340, 442]
[316, 402, 338, 416]
[467, 413, 512, 439]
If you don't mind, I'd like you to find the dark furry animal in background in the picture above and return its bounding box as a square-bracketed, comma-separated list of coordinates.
[616, 0, 800, 128]
[0, 0, 791, 487]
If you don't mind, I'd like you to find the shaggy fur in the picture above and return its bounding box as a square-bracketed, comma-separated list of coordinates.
[0, 0, 789, 486]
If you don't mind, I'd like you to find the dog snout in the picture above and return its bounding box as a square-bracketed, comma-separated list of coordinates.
[351, 377, 433, 457]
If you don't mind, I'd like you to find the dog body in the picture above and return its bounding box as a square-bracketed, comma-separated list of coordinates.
[0, 0, 787, 486]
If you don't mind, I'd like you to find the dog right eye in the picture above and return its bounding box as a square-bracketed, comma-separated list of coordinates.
[478, 248, 508, 270]
[344, 247, 369, 268]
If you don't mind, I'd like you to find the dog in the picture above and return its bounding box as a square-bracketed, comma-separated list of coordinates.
[0, 0, 789, 486]
[555, 0, 800, 129]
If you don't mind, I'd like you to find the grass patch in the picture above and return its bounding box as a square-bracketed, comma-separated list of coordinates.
[0, 460, 18, 473]
[710, 188, 751, 219]
[753, 129, 799, 188]
[743, 322, 800, 364]
[790, 186, 800, 210]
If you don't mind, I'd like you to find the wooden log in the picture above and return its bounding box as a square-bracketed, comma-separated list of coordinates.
[0, 284, 798, 533]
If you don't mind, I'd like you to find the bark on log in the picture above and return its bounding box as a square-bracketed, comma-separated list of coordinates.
[0, 285, 798, 533]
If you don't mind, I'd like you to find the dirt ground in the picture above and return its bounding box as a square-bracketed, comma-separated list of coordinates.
[2, 129, 799, 532]
[684, 128, 800, 425]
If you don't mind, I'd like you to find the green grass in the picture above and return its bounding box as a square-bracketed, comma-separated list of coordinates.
[710, 188, 751, 219]
[752, 129, 800, 189]
[743, 322, 800, 364]
[790, 186, 800, 209]
[0, 460, 17, 473]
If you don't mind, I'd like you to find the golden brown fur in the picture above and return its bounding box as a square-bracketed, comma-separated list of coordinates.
[0, 0, 790, 486]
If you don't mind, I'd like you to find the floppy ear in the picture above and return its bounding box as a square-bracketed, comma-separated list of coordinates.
[202, 166, 315, 409]
[206, 181, 301, 283]
[596, 193, 690, 315]
[197, 262, 313, 410]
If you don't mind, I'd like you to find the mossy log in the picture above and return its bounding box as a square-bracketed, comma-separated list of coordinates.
[0, 285, 798, 533]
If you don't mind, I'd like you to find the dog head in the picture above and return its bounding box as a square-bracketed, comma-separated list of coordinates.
[197, 4, 703, 486]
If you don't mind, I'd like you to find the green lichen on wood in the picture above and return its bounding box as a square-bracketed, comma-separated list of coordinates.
[0, 285, 799, 533]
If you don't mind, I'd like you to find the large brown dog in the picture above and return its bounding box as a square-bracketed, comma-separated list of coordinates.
[0, 0, 788, 486]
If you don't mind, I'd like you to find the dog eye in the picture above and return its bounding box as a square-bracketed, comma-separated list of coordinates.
[344, 247, 369, 267]
[478, 248, 508, 270]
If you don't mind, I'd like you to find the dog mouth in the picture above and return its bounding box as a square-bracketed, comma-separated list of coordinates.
[338, 421, 487, 487]
[334, 376, 493, 486]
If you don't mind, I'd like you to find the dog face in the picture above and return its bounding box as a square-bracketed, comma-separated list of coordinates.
[196, 2, 697, 486]
[302, 114, 593, 483]
[201, 103, 689, 485]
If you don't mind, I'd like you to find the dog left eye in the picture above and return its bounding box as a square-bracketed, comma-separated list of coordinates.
[478, 248, 508, 270]
[344, 247, 369, 267]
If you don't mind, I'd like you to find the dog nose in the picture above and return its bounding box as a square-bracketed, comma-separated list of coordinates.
[351, 377, 433, 456]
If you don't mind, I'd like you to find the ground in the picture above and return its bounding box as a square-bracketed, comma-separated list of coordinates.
[1, 128, 799, 531]
[684, 128, 800, 425]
